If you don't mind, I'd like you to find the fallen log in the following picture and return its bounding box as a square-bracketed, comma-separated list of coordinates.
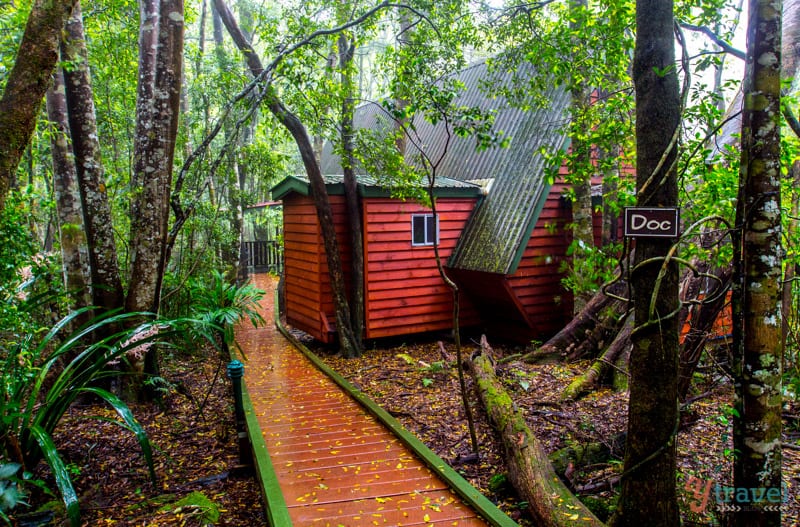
[468, 339, 604, 527]
[522, 280, 629, 364]
[548, 432, 626, 477]
[561, 318, 632, 401]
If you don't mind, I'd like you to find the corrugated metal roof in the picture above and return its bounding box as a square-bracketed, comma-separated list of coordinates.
[320, 60, 571, 275]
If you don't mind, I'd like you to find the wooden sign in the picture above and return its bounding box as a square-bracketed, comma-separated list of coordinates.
[624, 207, 680, 238]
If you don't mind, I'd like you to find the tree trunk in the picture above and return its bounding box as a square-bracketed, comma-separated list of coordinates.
[212, 0, 360, 357]
[522, 279, 629, 363]
[61, 4, 125, 312]
[467, 350, 603, 527]
[561, 315, 632, 401]
[0, 0, 78, 213]
[45, 69, 91, 314]
[568, 0, 595, 315]
[732, 0, 783, 524]
[611, 0, 681, 524]
[677, 266, 731, 400]
[127, 0, 184, 314]
[339, 28, 365, 353]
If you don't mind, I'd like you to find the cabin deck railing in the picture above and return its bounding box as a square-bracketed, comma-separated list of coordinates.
[243, 240, 283, 274]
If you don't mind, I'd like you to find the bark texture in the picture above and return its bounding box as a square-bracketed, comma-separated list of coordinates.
[46, 69, 91, 313]
[467, 351, 603, 527]
[733, 0, 783, 524]
[677, 265, 731, 400]
[127, 0, 185, 314]
[339, 28, 365, 353]
[611, 0, 681, 524]
[523, 279, 629, 363]
[0, 0, 78, 213]
[61, 4, 125, 312]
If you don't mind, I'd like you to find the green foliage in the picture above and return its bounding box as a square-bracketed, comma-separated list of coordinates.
[0, 463, 27, 521]
[158, 491, 220, 524]
[560, 241, 623, 298]
[0, 196, 37, 286]
[188, 271, 265, 354]
[1, 304, 161, 526]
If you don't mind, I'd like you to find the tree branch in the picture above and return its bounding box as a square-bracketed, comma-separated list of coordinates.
[679, 22, 745, 60]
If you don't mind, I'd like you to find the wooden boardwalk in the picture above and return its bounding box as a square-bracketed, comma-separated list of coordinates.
[235, 274, 515, 526]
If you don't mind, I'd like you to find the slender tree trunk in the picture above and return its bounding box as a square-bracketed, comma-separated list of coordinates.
[0, 0, 78, 213]
[611, 0, 681, 524]
[733, 1, 783, 525]
[46, 69, 92, 314]
[212, 0, 360, 357]
[61, 4, 125, 312]
[127, 0, 184, 315]
[568, 0, 595, 315]
[339, 28, 365, 353]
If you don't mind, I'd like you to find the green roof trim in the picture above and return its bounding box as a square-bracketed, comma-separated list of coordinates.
[271, 174, 482, 201]
[507, 178, 553, 274]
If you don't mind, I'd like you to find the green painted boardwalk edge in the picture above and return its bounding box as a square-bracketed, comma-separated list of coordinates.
[232, 351, 293, 526]
[273, 289, 519, 527]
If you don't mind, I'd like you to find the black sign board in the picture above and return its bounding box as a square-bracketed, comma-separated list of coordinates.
[624, 207, 680, 238]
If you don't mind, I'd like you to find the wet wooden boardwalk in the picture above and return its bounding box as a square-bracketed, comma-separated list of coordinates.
[235, 274, 513, 526]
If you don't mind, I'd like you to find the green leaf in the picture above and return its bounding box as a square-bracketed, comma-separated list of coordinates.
[0, 464, 21, 480]
[27, 426, 79, 527]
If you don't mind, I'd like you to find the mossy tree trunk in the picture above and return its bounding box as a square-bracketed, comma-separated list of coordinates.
[127, 0, 184, 315]
[732, 0, 783, 524]
[0, 0, 78, 213]
[61, 4, 125, 313]
[45, 69, 92, 317]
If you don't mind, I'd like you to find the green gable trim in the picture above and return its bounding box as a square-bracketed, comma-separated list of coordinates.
[270, 175, 312, 200]
[507, 178, 553, 275]
[271, 174, 481, 201]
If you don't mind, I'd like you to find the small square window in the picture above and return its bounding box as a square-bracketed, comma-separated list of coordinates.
[411, 214, 438, 246]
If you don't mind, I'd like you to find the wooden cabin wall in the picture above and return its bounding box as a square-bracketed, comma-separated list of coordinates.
[506, 181, 574, 337]
[363, 197, 480, 339]
[282, 194, 351, 343]
[507, 173, 615, 339]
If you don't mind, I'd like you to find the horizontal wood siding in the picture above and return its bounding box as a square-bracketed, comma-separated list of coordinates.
[282, 195, 351, 343]
[317, 197, 352, 323]
[283, 195, 327, 341]
[507, 182, 573, 337]
[364, 198, 479, 339]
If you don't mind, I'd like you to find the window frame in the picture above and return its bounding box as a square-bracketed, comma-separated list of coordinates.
[411, 213, 439, 246]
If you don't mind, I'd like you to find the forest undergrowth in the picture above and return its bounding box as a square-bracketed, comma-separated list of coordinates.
[18, 334, 800, 526]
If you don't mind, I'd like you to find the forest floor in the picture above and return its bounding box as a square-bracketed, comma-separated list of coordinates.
[20, 334, 800, 526]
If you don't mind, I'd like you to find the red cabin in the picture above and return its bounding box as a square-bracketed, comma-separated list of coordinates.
[272, 60, 605, 344]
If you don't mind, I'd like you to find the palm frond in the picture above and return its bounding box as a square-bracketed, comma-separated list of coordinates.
[27, 426, 79, 527]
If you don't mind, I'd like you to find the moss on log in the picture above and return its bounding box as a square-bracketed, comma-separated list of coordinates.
[468, 352, 604, 527]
